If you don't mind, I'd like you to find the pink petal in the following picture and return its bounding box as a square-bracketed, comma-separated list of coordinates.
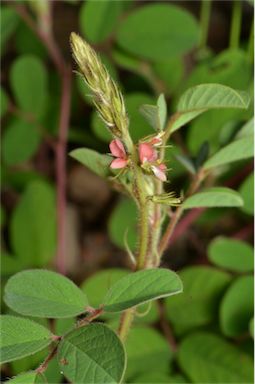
[139, 143, 158, 164]
[109, 139, 126, 158]
[158, 163, 167, 170]
[151, 165, 167, 181]
[110, 158, 128, 169]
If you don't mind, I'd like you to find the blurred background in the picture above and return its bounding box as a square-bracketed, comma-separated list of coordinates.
[1, 1, 254, 383]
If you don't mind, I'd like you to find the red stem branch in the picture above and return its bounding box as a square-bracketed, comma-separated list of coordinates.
[12, 2, 72, 274]
[55, 67, 72, 274]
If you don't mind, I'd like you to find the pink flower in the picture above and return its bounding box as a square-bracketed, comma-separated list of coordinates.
[139, 143, 157, 164]
[109, 139, 128, 169]
[151, 163, 167, 182]
[138, 142, 167, 181]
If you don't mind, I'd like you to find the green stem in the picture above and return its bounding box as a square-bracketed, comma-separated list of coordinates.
[229, 0, 242, 49]
[199, 0, 212, 49]
[118, 307, 136, 342]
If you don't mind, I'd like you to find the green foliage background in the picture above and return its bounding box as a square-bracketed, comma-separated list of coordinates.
[1, 0, 254, 383]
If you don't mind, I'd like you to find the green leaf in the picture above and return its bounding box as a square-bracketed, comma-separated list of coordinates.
[1, 87, 9, 117]
[139, 93, 167, 131]
[236, 118, 254, 139]
[81, 268, 130, 309]
[2, 119, 41, 166]
[125, 326, 172, 379]
[108, 198, 137, 251]
[7, 372, 46, 383]
[10, 180, 56, 267]
[103, 268, 183, 312]
[80, 0, 123, 44]
[57, 323, 126, 384]
[116, 4, 200, 61]
[239, 172, 254, 215]
[220, 275, 254, 337]
[204, 136, 254, 169]
[1, 7, 19, 54]
[69, 148, 111, 178]
[1, 253, 22, 277]
[0, 315, 52, 364]
[153, 57, 184, 95]
[208, 237, 254, 273]
[80, 268, 158, 324]
[178, 332, 253, 383]
[10, 55, 48, 117]
[172, 84, 250, 133]
[183, 187, 243, 209]
[4, 269, 88, 318]
[165, 266, 231, 335]
[15, 22, 47, 59]
[92, 93, 155, 142]
[132, 372, 187, 384]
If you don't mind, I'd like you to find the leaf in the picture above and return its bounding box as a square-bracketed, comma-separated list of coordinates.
[1, 87, 9, 117]
[153, 57, 184, 95]
[165, 266, 231, 335]
[0, 315, 52, 364]
[183, 187, 243, 209]
[80, 0, 123, 44]
[57, 323, 126, 384]
[124, 326, 172, 379]
[208, 237, 254, 273]
[236, 118, 254, 139]
[103, 268, 183, 313]
[1, 7, 19, 54]
[69, 148, 111, 178]
[80, 268, 158, 324]
[239, 172, 254, 215]
[204, 136, 253, 169]
[1, 253, 22, 276]
[4, 269, 88, 318]
[139, 93, 167, 131]
[10, 55, 48, 117]
[178, 332, 253, 383]
[220, 275, 254, 337]
[116, 4, 200, 61]
[92, 93, 155, 142]
[2, 119, 41, 166]
[172, 84, 250, 133]
[132, 372, 188, 384]
[7, 372, 46, 383]
[108, 198, 138, 251]
[10, 180, 56, 267]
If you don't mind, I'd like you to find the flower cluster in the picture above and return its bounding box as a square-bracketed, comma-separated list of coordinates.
[109, 135, 167, 181]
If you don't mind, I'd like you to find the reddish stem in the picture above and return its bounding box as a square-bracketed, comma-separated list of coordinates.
[12, 3, 72, 274]
[55, 67, 72, 274]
